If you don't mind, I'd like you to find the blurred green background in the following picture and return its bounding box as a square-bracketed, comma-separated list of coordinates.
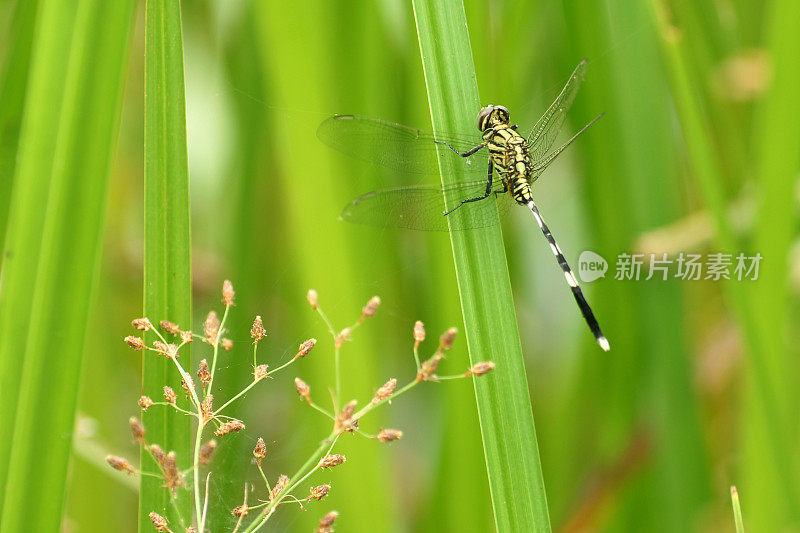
[1, 0, 798, 531]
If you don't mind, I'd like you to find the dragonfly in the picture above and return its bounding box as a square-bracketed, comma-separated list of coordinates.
[317, 59, 609, 351]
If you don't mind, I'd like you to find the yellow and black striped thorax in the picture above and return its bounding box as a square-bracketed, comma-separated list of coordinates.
[483, 125, 533, 205]
[476, 104, 533, 205]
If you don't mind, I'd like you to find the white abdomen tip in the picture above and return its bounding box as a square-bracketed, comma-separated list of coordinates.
[598, 336, 610, 352]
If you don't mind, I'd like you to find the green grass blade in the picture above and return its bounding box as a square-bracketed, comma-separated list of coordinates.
[142, 0, 192, 528]
[412, 1, 551, 530]
[0, 0, 136, 529]
[0, 0, 39, 253]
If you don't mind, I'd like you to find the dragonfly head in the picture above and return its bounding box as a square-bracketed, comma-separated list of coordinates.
[477, 105, 510, 131]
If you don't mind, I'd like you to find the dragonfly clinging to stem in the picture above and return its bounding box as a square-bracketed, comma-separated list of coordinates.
[317, 59, 609, 351]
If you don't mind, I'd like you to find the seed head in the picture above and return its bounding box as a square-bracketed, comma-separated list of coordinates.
[294, 377, 311, 402]
[295, 338, 317, 359]
[106, 455, 135, 474]
[165, 343, 179, 359]
[316, 511, 339, 533]
[160, 320, 181, 335]
[417, 354, 443, 382]
[372, 378, 397, 404]
[271, 474, 290, 501]
[181, 377, 195, 395]
[319, 454, 346, 469]
[138, 395, 154, 410]
[201, 395, 214, 422]
[337, 400, 358, 433]
[130, 416, 146, 445]
[377, 428, 403, 443]
[149, 512, 171, 532]
[439, 327, 458, 351]
[334, 328, 351, 349]
[413, 320, 426, 345]
[162, 451, 185, 493]
[222, 279, 235, 306]
[163, 386, 177, 404]
[307, 289, 319, 309]
[250, 315, 266, 343]
[361, 296, 381, 319]
[125, 336, 144, 350]
[232, 505, 249, 518]
[253, 437, 267, 461]
[309, 484, 331, 501]
[197, 359, 211, 384]
[254, 364, 269, 381]
[221, 338, 233, 351]
[132, 318, 152, 331]
[466, 361, 495, 377]
[215, 419, 245, 436]
[198, 439, 217, 465]
[150, 444, 166, 467]
[204, 311, 220, 343]
[180, 330, 193, 344]
[152, 341, 168, 356]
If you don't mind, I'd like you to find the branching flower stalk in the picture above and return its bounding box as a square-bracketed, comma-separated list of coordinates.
[109, 281, 495, 532]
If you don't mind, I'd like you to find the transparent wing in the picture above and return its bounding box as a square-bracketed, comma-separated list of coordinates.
[317, 114, 489, 176]
[527, 59, 588, 162]
[340, 179, 510, 231]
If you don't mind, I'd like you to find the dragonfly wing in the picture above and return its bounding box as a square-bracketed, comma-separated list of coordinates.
[340, 180, 509, 232]
[318, 114, 489, 176]
[526, 60, 588, 162]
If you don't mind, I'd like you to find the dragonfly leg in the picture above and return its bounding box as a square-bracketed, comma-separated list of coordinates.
[435, 140, 486, 157]
[443, 161, 494, 216]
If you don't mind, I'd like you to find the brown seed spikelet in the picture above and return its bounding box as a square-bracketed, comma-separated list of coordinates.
[317, 511, 339, 531]
[295, 338, 316, 359]
[197, 359, 211, 384]
[130, 416, 146, 445]
[125, 336, 144, 350]
[307, 289, 319, 309]
[204, 311, 220, 343]
[361, 295, 381, 319]
[106, 455, 135, 474]
[270, 474, 290, 501]
[232, 504, 249, 517]
[466, 361, 495, 377]
[319, 454, 346, 469]
[222, 279, 235, 306]
[163, 386, 177, 404]
[138, 395, 154, 410]
[160, 320, 181, 335]
[334, 328, 351, 349]
[417, 354, 443, 382]
[215, 419, 245, 436]
[253, 437, 267, 463]
[132, 318, 152, 331]
[372, 378, 397, 404]
[180, 330, 193, 344]
[198, 439, 217, 465]
[294, 377, 311, 402]
[221, 338, 233, 351]
[250, 315, 266, 343]
[309, 484, 331, 501]
[413, 320, 426, 345]
[377, 428, 403, 443]
[149, 512, 171, 532]
[439, 327, 457, 351]
[253, 364, 269, 381]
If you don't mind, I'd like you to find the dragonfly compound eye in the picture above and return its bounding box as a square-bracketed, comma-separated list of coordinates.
[477, 106, 494, 131]
[495, 106, 510, 124]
